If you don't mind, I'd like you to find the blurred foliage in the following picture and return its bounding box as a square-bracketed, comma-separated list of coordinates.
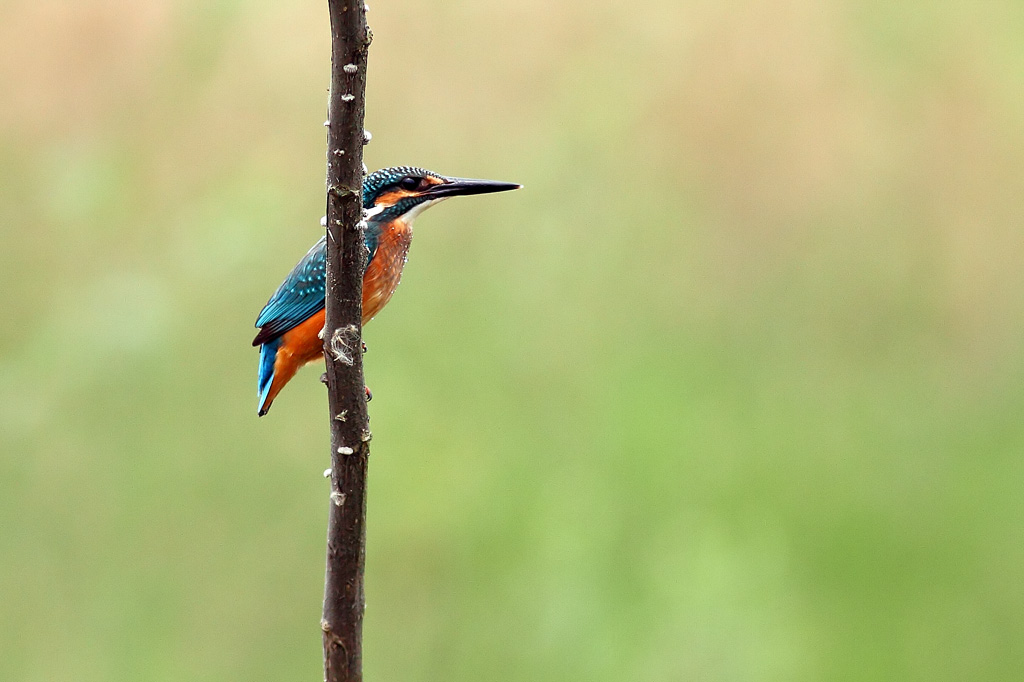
[2, 0, 1024, 680]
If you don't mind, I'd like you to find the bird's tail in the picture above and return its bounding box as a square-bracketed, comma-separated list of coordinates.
[257, 339, 281, 417]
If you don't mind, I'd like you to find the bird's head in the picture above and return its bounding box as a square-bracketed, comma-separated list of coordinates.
[362, 166, 521, 224]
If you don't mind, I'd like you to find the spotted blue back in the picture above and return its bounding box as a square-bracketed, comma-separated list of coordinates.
[252, 223, 383, 346]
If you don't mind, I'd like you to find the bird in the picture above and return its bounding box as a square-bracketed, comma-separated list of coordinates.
[253, 165, 520, 416]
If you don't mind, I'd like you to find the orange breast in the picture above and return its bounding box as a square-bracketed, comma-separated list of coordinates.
[363, 219, 413, 323]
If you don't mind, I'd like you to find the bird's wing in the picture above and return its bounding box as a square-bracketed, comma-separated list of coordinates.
[253, 237, 327, 346]
[252, 225, 383, 346]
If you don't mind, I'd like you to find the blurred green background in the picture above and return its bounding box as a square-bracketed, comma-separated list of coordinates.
[3, 1, 1024, 680]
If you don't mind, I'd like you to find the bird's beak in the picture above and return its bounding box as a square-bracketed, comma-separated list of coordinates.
[425, 177, 522, 199]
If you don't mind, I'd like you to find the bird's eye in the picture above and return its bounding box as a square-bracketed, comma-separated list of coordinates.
[399, 176, 420, 190]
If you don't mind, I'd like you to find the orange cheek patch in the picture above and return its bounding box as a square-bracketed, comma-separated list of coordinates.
[374, 177, 443, 207]
[374, 189, 418, 207]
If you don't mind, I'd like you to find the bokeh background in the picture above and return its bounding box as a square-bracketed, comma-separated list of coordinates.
[3, 1, 1024, 680]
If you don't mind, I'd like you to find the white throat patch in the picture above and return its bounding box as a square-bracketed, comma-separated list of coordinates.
[402, 197, 447, 224]
[364, 204, 387, 219]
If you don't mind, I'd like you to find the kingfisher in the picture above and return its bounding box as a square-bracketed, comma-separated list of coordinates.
[253, 166, 520, 416]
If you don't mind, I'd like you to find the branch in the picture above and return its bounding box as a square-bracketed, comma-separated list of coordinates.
[321, 1, 371, 681]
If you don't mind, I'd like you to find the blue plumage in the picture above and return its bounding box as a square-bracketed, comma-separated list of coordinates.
[257, 338, 280, 415]
[252, 237, 328, 346]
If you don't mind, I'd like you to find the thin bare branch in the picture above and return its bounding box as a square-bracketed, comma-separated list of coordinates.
[321, 1, 371, 681]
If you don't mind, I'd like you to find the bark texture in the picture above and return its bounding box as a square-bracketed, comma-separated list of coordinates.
[322, 1, 371, 681]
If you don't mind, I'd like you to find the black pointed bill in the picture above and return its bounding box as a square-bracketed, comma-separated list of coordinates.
[425, 177, 522, 199]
